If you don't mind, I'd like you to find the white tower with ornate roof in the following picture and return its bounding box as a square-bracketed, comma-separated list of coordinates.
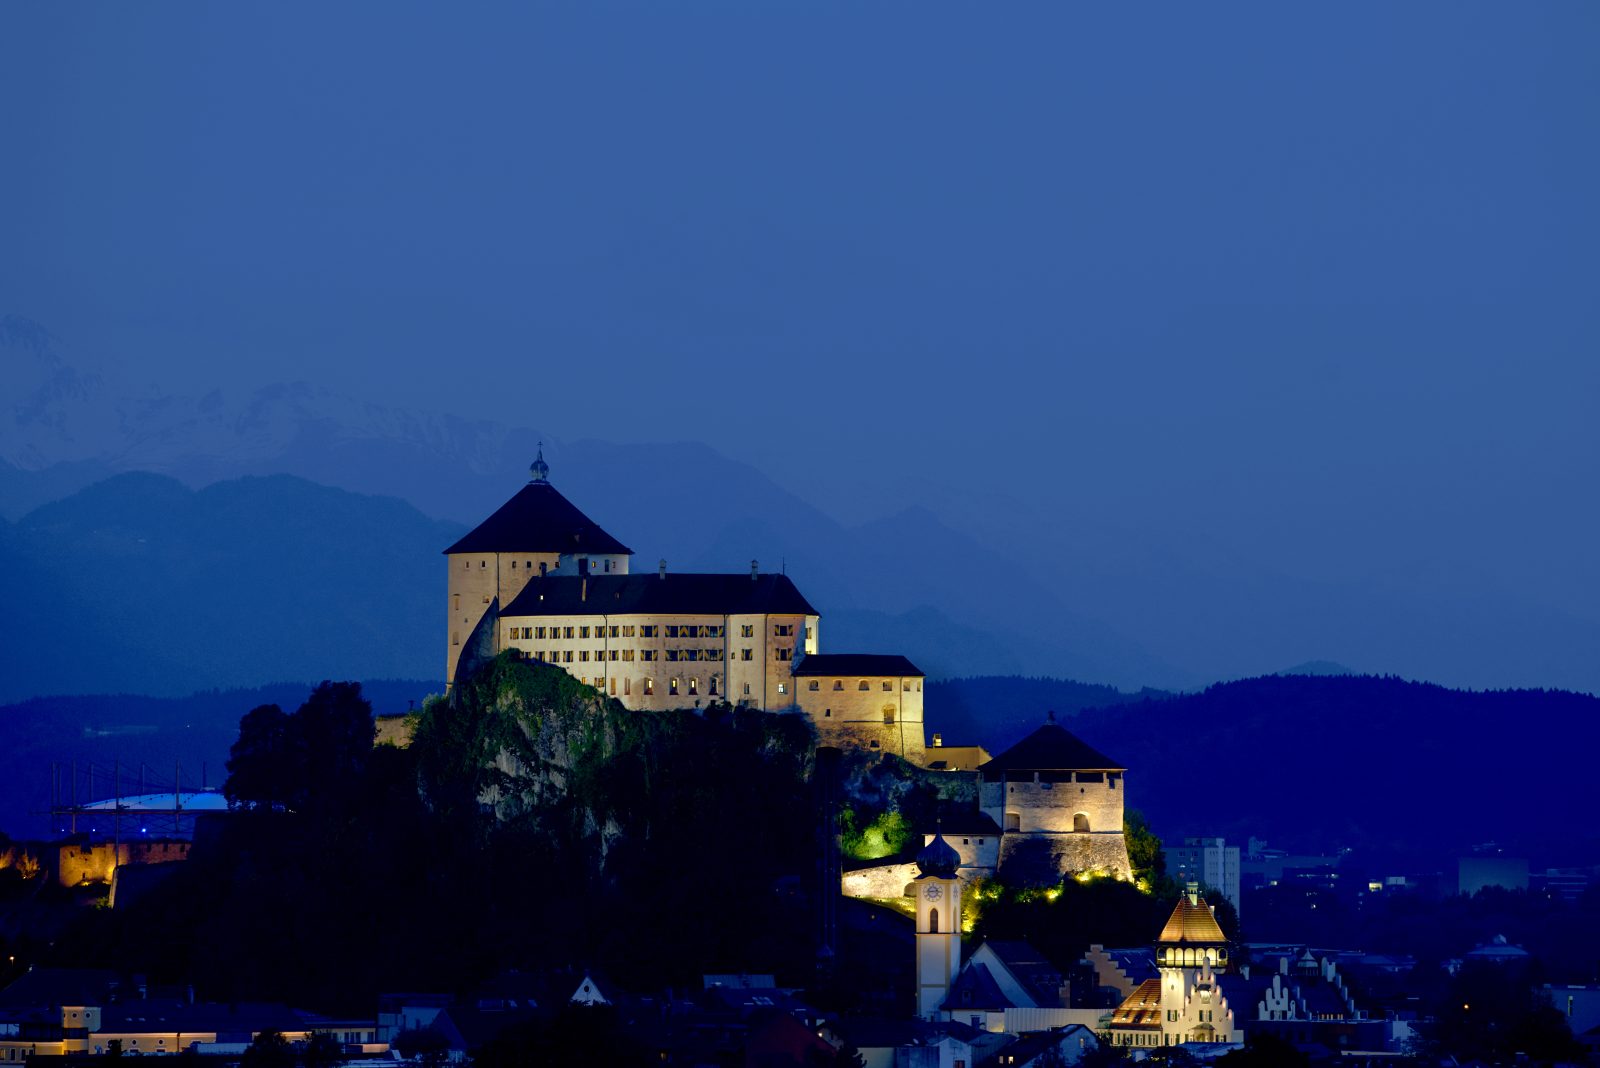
[914, 832, 963, 1019]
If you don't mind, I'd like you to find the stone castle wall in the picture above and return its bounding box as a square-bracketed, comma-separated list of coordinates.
[799, 674, 925, 764]
[980, 771, 1125, 835]
[56, 839, 191, 888]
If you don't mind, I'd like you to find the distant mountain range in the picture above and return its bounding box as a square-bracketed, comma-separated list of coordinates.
[6, 310, 1600, 696]
[1041, 674, 1600, 860]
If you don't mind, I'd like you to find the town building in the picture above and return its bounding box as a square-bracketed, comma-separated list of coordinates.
[1107, 887, 1241, 1050]
[1167, 837, 1242, 917]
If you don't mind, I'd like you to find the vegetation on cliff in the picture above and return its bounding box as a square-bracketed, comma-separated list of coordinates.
[45, 655, 825, 1011]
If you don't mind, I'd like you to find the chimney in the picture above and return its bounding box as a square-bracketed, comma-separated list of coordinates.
[659, 558, 667, 580]
[751, 559, 759, 581]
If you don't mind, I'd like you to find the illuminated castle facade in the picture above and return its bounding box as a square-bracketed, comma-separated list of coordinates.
[444, 453, 924, 759]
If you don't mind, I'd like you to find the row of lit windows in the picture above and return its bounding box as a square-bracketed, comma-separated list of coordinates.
[517, 644, 799, 664]
[503, 623, 803, 641]
[462, 558, 618, 574]
[804, 679, 921, 692]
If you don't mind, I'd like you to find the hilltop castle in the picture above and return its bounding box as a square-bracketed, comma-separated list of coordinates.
[444, 451, 926, 761]
[446, 455, 1131, 884]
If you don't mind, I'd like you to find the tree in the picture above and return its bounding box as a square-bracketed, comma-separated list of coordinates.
[224, 704, 291, 808]
[239, 1031, 294, 1068]
[302, 1032, 343, 1068]
[1124, 810, 1166, 885]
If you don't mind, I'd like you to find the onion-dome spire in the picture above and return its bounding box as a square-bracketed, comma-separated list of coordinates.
[916, 827, 961, 879]
[530, 443, 550, 483]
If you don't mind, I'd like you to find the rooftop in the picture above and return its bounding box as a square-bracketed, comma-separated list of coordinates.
[1156, 896, 1229, 946]
[443, 478, 632, 557]
[978, 719, 1124, 776]
[1109, 978, 1164, 1030]
[502, 572, 818, 618]
[791, 654, 923, 678]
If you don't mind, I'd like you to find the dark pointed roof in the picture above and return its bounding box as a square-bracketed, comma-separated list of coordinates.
[502, 572, 818, 617]
[978, 720, 1124, 776]
[939, 963, 1015, 1012]
[916, 832, 961, 879]
[443, 480, 632, 556]
[792, 654, 924, 677]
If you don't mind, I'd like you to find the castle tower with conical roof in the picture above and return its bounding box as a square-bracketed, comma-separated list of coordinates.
[978, 712, 1133, 884]
[443, 449, 634, 688]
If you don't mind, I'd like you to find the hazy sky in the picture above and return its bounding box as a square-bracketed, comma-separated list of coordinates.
[4, 3, 1598, 625]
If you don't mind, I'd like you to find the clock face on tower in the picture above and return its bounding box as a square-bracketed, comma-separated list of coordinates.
[923, 883, 943, 902]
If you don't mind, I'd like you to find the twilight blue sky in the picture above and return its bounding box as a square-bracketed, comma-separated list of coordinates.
[3, 2, 1598, 685]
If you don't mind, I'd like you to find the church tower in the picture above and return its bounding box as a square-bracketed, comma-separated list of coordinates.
[914, 831, 963, 1019]
[1155, 883, 1233, 1044]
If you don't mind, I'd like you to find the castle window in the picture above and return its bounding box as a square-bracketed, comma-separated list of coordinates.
[774, 624, 793, 637]
[539, 562, 547, 576]
[882, 681, 892, 691]
[640, 625, 657, 638]
[610, 626, 620, 638]
[580, 626, 590, 639]
[622, 625, 635, 637]
[480, 560, 486, 568]
[604, 560, 612, 572]
[1074, 813, 1090, 832]
[525, 561, 531, 569]
[833, 680, 844, 691]
[808, 681, 820, 691]
[511, 560, 517, 569]
[579, 651, 590, 662]
[869, 739, 880, 749]
[688, 677, 698, 696]
[778, 682, 788, 694]
[742, 624, 754, 637]
[883, 707, 896, 724]
[536, 627, 547, 639]
[742, 649, 753, 661]
[929, 907, 939, 933]
[904, 680, 912, 690]
[858, 680, 870, 691]
[609, 650, 619, 661]
[563, 651, 574, 663]
[592, 677, 603, 689]
[453, 594, 460, 611]
[623, 649, 634, 662]
[709, 677, 718, 696]
[624, 678, 631, 696]
[644, 678, 654, 695]
[824, 708, 831, 717]
[744, 683, 751, 695]
[452, 631, 460, 646]
[564, 627, 575, 639]
[774, 647, 792, 660]
[665, 625, 679, 638]
[670, 678, 680, 696]
[483, 594, 491, 604]
[641, 650, 658, 661]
